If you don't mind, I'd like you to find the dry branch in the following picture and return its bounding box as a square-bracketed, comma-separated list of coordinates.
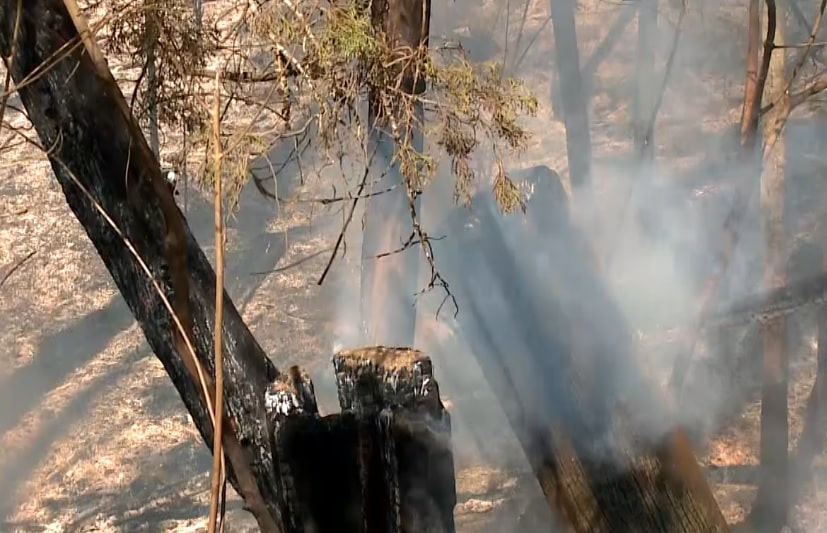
[208, 68, 227, 533]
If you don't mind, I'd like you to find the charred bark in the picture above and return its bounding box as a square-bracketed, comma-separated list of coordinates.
[437, 169, 728, 532]
[0, 2, 290, 529]
[267, 348, 456, 533]
[334, 347, 456, 533]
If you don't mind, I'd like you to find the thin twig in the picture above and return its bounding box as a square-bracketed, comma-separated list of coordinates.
[252, 247, 331, 276]
[317, 166, 370, 285]
[0, 249, 35, 288]
[0, 0, 23, 125]
[208, 68, 226, 533]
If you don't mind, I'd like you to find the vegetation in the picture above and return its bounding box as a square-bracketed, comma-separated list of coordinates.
[99, 0, 537, 215]
[8, 0, 827, 531]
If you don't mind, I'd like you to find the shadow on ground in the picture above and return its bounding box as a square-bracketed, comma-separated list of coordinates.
[0, 143, 319, 524]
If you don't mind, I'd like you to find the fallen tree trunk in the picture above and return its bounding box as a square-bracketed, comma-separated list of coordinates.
[0, 2, 286, 529]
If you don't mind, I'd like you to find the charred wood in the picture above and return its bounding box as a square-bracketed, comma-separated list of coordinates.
[334, 347, 457, 533]
[435, 167, 728, 531]
[0, 2, 288, 529]
[259, 348, 456, 533]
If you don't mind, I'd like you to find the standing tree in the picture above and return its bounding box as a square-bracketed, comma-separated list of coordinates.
[359, 0, 429, 347]
[749, 2, 789, 530]
[549, 0, 592, 193]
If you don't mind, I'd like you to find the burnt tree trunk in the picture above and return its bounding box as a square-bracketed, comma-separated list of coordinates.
[437, 173, 729, 532]
[333, 347, 456, 532]
[268, 348, 456, 533]
[360, 0, 430, 346]
[0, 2, 288, 530]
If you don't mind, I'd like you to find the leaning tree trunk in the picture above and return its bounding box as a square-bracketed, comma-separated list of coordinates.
[438, 175, 730, 532]
[0, 2, 286, 530]
[360, 0, 430, 347]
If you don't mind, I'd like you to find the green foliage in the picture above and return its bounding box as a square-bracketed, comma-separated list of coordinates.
[94, 0, 538, 213]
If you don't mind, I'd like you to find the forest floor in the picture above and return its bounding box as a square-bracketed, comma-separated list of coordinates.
[2, 0, 827, 531]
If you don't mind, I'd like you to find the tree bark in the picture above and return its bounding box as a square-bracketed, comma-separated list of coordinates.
[633, 0, 657, 163]
[0, 2, 285, 530]
[549, 0, 592, 192]
[360, 0, 430, 347]
[437, 171, 729, 532]
[748, 3, 788, 530]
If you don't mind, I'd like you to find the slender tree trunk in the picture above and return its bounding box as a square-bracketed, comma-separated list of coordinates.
[194, 0, 202, 29]
[145, 0, 159, 157]
[749, 3, 789, 531]
[634, 0, 657, 163]
[360, 0, 429, 347]
[580, 2, 638, 97]
[549, 0, 592, 192]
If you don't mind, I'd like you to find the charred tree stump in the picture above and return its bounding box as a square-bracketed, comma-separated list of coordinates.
[335, 347, 457, 533]
[264, 348, 456, 533]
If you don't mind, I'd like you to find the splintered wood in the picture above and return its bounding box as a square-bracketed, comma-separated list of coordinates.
[265, 346, 456, 533]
